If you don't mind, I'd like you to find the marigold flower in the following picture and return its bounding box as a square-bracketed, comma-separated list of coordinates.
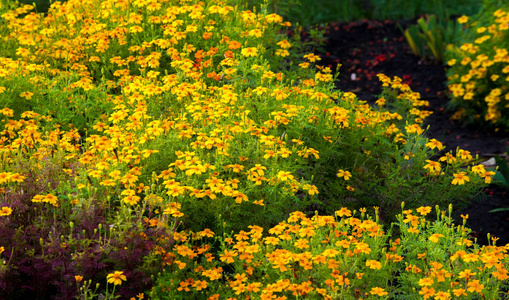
[241, 47, 258, 57]
[370, 287, 388, 296]
[366, 259, 382, 270]
[458, 15, 469, 24]
[416, 206, 432, 216]
[419, 286, 435, 299]
[19, 91, 34, 100]
[452, 172, 470, 185]
[428, 233, 444, 243]
[458, 269, 476, 279]
[453, 288, 467, 297]
[0, 206, 12, 216]
[467, 280, 484, 293]
[336, 169, 351, 180]
[107, 271, 127, 285]
[403, 214, 420, 227]
[335, 207, 352, 217]
[418, 277, 434, 287]
[219, 249, 237, 264]
[434, 291, 451, 300]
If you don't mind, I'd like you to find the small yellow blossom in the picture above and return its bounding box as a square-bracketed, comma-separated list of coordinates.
[0, 206, 12, 216]
[416, 206, 432, 216]
[241, 47, 258, 57]
[370, 287, 388, 296]
[366, 260, 382, 270]
[107, 271, 127, 285]
[452, 172, 470, 185]
[429, 233, 444, 243]
[336, 169, 351, 180]
[458, 15, 469, 24]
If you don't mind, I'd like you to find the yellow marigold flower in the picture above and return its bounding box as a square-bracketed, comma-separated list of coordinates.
[75, 275, 83, 283]
[276, 39, 291, 49]
[370, 287, 388, 296]
[8, 173, 26, 183]
[366, 260, 382, 270]
[335, 207, 352, 217]
[416, 206, 432, 216]
[198, 229, 214, 238]
[418, 277, 434, 287]
[457, 15, 469, 24]
[303, 53, 321, 62]
[0, 206, 12, 216]
[307, 185, 319, 195]
[346, 185, 354, 192]
[462, 253, 479, 263]
[299, 62, 309, 68]
[423, 160, 441, 174]
[428, 233, 444, 243]
[253, 199, 264, 206]
[44, 194, 59, 207]
[457, 149, 473, 161]
[19, 91, 34, 100]
[425, 139, 444, 150]
[322, 248, 340, 257]
[336, 169, 351, 180]
[107, 271, 127, 285]
[241, 47, 258, 57]
[452, 172, 470, 185]
[403, 214, 420, 227]
[276, 171, 294, 181]
[294, 238, 309, 249]
[482, 171, 496, 184]
[375, 97, 386, 106]
[471, 164, 486, 175]
[458, 269, 476, 279]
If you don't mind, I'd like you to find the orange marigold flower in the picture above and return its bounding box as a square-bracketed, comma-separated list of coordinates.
[335, 207, 352, 217]
[467, 280, 484, 293]
[370, 287, 388, 296]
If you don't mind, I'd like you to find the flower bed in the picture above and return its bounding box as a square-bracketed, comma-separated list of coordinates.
[446, 4, 509, 129]
[0, 0, 505, 299]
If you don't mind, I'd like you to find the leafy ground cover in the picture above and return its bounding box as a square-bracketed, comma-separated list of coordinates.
[0, 0, 508, 299]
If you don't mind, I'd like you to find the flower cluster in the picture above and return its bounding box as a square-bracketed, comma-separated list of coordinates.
[151, 205, 509, 299]
[446, 6, 509, 128]
[0, 0, 495, 298]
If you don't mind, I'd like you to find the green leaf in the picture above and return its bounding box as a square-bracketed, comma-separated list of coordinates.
[494, 156, 509, 188]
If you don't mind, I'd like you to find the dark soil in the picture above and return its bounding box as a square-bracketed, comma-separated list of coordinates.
[311, 19, 509, 246]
